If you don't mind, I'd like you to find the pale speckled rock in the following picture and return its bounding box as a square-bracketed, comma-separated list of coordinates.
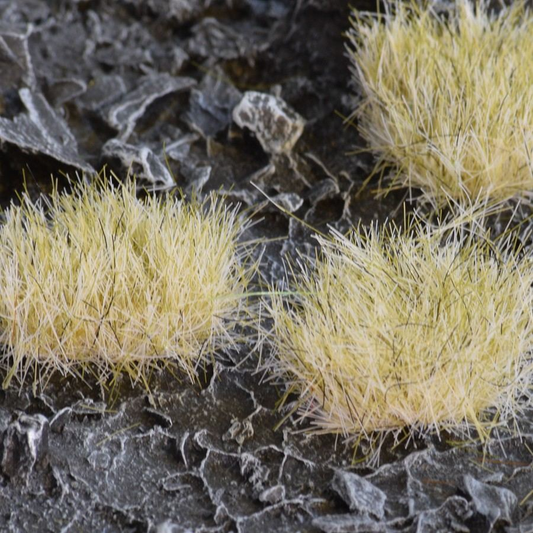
[232, 91, 306, 155]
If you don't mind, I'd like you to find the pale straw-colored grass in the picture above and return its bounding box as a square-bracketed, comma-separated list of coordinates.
[347, 0, 533, 206]
[263, 219, 533, 452]
[0, 178, 252, 390]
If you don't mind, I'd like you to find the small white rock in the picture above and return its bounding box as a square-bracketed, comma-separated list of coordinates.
[232, 91, 305, 155]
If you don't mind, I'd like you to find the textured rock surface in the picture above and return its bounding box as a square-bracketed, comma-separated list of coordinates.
[332, 470, 387, 519]
[0, 0, 532, 531]
[232, 91, 305, 155]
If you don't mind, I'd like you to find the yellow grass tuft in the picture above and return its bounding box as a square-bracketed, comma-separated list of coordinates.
[0, 178, 252, 390]
[347, 0, 533, 206]
[263, 220, 533, 450]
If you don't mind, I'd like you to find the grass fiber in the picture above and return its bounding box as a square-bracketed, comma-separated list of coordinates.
[347, 0, 533, 206]
[0, 177, 252, 391]
[262, 218, 533, 455]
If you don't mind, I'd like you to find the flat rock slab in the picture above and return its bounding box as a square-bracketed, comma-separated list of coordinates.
[0, 89, 93, 174]
[0, 0, 532, 532]
[332, 470, 387, 519]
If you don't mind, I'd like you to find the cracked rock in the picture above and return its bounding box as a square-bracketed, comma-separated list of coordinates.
[232, 91, 306, 155]
[332, 470, 387, 520]
[0, 29, 36, 92]
[0, 88, 93, 174]
[313, 514, 388, 533]
[186, 70, 242, 138]
[240, 452, 270, 495]
[103, 139, 175, 188]
[464, 475, 517, 528]
[1, 413, 49, 482]
[416, 496, 473, 532]
[106, 74, 196, 140]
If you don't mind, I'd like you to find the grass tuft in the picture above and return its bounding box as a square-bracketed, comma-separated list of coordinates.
[0, 178, 252, 390]
[347, 0, 533, 206]
[262, 219, 533, 454]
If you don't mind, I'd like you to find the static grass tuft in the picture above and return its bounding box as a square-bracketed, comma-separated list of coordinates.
[347, 0, 533, 205]
[263, 220, 533, 452]
[0, 178, 252, 390]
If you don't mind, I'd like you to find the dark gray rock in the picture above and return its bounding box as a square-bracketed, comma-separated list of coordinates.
[45, 78, 87, 107]
[186, 70, 243, 138]
[0, 29, 36, 91]
[416, 496, 472, 533]
[308, 178, 341, 204]
[260, 192, 304, 213]
[313, 514, 389, 533]
[106, 74, 196, 140]
[188, 18, 270, 60]
[332, 470, 387, 519]
[464, 474, 517, 528]
[161, 0, 207, 23]
[0, 89, 93, 174]
[258, 484, 285, 504]
[78, 75, 127, 112]
[103, 139, 176, 188]
[125, 0, 210, 24]
[1, 413, 49, 482]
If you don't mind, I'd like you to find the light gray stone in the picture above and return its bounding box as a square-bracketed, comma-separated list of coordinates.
[232, 91, 305, 155]
[332, 470, 387, 520]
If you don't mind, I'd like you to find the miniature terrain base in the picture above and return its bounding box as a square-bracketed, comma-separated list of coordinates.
[1, 0, 533, 530]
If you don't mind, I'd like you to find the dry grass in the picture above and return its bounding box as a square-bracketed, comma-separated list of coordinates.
[347, 0, 533, 206]
[0, 178, 252, 390]
[262, 220, 533, 451]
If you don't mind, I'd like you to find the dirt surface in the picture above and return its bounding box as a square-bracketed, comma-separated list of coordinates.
[0, 0, 532, 531]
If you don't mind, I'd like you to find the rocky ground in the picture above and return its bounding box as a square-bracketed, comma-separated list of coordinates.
[0, 0, 532, 531]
